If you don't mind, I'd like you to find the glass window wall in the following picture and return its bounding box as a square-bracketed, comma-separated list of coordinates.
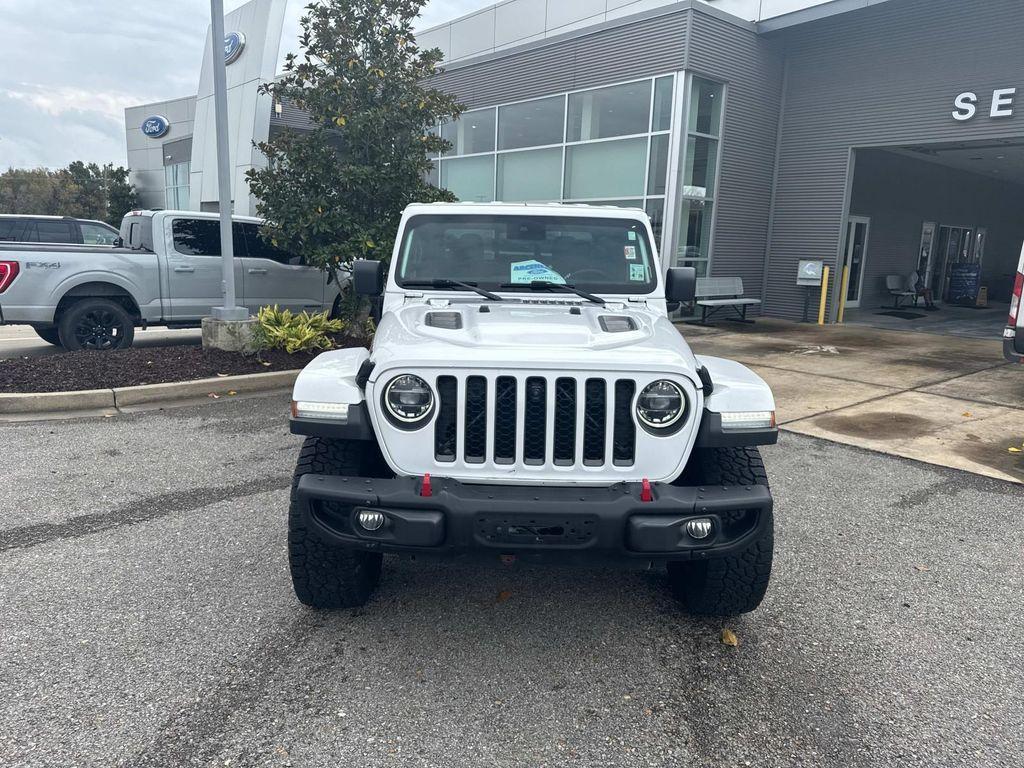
[427, 75, 676, 253]
[164, 161, 190, 210]
[441, 107, 496, 156]
[497, 148, 562, 202]
[564, 138, 647, 200]
[498, 96, 565, 151]
[567, 81, 652, 142]
[671, 76, 724, 277]
[440, 155, 495, 203]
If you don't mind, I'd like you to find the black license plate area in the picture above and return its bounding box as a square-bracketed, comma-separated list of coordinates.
[475, 513, 598, 547]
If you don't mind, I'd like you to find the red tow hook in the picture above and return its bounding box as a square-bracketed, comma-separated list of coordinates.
[640, 477, 653, 503]
[420, 473, 433, 498]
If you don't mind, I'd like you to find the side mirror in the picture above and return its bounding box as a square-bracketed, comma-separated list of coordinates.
[112, 236, 124, 248]
[353, 259, 385, 296]
[665, 267, 697, 309]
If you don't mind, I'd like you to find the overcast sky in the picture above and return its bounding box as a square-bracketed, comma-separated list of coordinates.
[0, 0, 484, 170]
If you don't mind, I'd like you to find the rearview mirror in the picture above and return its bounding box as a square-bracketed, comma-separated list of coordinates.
[665, 267, 697, 308]
[353, 259, 385, 296]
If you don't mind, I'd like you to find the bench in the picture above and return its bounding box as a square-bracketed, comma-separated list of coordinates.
[694, 277, 762, 323]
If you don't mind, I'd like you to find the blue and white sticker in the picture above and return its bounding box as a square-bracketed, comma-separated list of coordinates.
[510, 260, 566, 284]
[629, 263, 647, 282]
[624, 245, 637, 260]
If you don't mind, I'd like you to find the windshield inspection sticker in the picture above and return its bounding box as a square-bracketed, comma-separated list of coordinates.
[629, 263, 647, 282]
[624, 245, 637, 260]
[510, 260, 566, 285]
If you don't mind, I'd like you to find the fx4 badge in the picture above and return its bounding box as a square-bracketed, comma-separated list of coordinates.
[25, 261, 61, 270]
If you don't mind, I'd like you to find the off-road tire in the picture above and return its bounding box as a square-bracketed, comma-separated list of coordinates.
[34, 326, 62, 346]
[58, 298, 135, 351]
[288, 437, 385, 609]
[667, 446, 774, 616]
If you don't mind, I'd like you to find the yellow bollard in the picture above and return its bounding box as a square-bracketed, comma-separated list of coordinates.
[837, 265, 850, 323]
[817, 265, 830, 325]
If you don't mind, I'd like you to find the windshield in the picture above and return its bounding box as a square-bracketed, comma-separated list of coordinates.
[396, 214, 657, 295]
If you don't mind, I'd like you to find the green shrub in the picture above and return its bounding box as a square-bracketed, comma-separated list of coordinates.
[252, 305, 345, 354]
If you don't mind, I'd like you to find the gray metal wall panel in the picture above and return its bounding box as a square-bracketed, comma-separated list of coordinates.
[687, 13, 784, 310]
[269, 95, 316, 131]
[430, 12, 689, 109]
[766, 0, 1024, 319]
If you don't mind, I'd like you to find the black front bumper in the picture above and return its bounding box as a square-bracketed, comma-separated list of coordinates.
[295, 474, 772, 565]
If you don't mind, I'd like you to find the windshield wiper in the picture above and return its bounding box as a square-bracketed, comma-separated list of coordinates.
[499, 280, 605, 306]
[403, 279, 504, 301]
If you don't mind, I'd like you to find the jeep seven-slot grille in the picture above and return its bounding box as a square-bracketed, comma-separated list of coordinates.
[434, 375, 636, 467]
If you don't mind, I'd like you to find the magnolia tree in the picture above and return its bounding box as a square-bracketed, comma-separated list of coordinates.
[247, 0, 462, 307]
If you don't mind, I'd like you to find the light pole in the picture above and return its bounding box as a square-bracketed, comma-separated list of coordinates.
[209, 0, 247, 322]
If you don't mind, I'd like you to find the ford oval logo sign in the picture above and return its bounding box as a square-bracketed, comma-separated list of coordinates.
[224, 31, 246, 65]
[141, 115, 170, 139]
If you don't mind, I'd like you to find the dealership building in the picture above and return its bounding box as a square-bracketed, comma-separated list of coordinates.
[125, 0, 1024, 323]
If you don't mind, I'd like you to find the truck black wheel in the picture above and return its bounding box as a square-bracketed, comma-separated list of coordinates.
[668, 446, 774, 616]
[58, 298, 135, 351]
[288, 437, 386, 609]
[33, 326, 62, 346]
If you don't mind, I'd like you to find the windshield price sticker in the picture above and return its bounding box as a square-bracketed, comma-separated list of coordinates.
[624, 245, 637, 260]
[629, 263, 647, 282]
[510, 260, 567, 284]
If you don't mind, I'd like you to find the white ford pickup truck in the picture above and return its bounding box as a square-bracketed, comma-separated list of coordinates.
[286, 202, 778, 616]
[0, 209, 344, 350]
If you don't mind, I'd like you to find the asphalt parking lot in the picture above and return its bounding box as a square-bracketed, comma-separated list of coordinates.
[2, 394, 1021, 767]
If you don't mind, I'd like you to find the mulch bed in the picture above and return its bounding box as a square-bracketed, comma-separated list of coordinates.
[0, 337, 368, 394]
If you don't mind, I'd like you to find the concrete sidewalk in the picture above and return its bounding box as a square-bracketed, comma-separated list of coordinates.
[680, 319, 1024, 484]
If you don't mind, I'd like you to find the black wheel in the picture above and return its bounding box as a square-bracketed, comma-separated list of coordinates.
[58, 298, 135, 351]
[33, 326, 62, 346]
[667, 446, 774, 616]
[288, 437, 388, 609]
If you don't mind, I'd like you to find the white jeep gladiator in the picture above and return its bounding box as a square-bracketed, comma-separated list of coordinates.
[287, 203, 778, 616]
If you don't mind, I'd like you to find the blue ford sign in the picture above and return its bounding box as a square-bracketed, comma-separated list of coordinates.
[224, 31, 246, 65]
[141, 115, 170, 139]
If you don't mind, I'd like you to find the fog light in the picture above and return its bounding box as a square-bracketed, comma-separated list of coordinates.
[357, 510, 386, 532]
[685, 518, 712, 540]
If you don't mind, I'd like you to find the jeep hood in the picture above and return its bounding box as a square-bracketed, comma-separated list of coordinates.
[369, 301, 699, 375]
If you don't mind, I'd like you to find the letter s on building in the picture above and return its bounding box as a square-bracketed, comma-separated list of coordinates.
[952, 92, 978, 121]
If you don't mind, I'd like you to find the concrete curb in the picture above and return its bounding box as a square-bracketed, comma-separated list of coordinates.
[0, 388, 116, 415]
[0, 370, 300, 419]
[113, 370, 299, 407]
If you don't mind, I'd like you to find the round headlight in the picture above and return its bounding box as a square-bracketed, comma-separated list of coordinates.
[383, 374, 434, 425]
[636, 380, 686, 430]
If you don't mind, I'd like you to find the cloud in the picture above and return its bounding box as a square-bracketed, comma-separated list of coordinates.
[0, 0, 490, 169]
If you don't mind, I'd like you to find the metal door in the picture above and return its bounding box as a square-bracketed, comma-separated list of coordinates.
[842, 216, 870, 308]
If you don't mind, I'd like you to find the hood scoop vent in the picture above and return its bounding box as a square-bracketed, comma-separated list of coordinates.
[599, 315, 638, 333]
[425, 311, 463, 330]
